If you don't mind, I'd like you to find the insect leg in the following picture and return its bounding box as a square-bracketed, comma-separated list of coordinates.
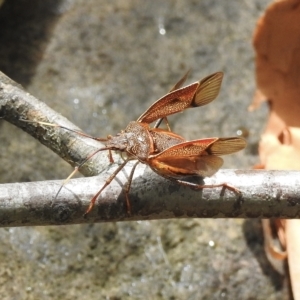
[166, 177, 241, 196]
[154, 117, 171, 131]
[123, 160, 140, 214]
[54, 146, 112, 202]
[84, 158, 131, 217]
[108, 150, 114, 163]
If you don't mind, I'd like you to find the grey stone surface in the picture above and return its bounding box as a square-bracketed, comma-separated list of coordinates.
[0, 1, 287, 299]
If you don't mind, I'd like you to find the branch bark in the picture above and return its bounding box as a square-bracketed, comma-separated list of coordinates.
[0, 169, 300, 227]
[0, 71, 109, 175]
[1, 71, 300, 227]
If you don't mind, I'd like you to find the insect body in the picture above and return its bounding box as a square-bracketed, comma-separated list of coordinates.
[79, 72, 246, 215]
[24, 72, 246, 216]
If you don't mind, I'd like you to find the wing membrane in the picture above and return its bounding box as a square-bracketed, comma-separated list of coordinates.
[192, 72, 223, 107]
[206, 137, 246, 155]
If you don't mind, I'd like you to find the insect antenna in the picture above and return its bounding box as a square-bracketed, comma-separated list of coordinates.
[20, 119, 118, 212]
[54, 145, 113, 202]
[20, 119, 109, 142]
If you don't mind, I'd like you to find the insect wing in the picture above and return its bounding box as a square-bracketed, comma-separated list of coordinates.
[152, 138, 219, 158]
[137, 82, 199, 123]
[149, 138, 223, 177]
[193, 72, 223, 107]
[206, 137, 247, 155]
[137, 72, 223, 124]
[150, 150, 223, 178]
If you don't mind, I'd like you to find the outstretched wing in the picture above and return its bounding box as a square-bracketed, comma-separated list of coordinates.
[148, 137, 246, 178]
[137, 72, 223, 124]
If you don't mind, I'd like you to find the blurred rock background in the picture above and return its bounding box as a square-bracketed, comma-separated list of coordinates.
[0, 1, 287, 299]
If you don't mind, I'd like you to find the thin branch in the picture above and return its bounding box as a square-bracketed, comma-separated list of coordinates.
[0, 169, 300, 227]
[1, 72, 300, 226]
[0, 71, 109, 175]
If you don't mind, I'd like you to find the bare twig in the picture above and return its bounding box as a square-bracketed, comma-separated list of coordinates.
[0, 168, 300, 227]
[0, 71, 109, 175]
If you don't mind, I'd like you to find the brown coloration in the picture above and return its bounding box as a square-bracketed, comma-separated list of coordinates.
[137, 72, 223, 124]
[22, 72, 246, 216]
[252, 3, 300, 297]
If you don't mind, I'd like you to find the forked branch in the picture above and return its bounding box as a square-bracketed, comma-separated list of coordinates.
[0, 71, 109, 176]
[1, 72, 300, 226]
